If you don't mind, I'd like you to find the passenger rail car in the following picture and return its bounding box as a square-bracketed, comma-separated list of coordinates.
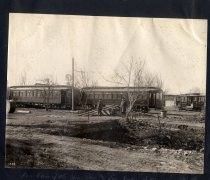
[81, 87, 163, 112]
[176, 93, 205, 111]
[9, 85, 81, 109]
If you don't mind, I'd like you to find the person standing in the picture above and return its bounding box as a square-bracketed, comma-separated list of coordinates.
[120, 98, 127, 117]
[97, 99, 103, 116]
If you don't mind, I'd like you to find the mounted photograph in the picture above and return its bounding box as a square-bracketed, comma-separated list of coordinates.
[6, 13, 207, 174]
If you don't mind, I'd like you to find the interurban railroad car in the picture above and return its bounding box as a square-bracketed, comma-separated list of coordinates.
[9, 85, 163, 112]
[9, 85, 81, 109]
[176, 93, 205, 111]
[81, 86, 163, 112]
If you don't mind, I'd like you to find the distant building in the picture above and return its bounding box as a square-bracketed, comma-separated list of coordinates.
[164, 94, 177, 107]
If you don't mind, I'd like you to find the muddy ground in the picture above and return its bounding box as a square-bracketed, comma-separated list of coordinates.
[5, 108, 205, 173]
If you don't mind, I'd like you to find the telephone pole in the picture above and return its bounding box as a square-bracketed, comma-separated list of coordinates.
[72, 58, 74, 111]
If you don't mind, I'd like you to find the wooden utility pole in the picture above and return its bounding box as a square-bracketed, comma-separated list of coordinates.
[72, 58, 74, 111]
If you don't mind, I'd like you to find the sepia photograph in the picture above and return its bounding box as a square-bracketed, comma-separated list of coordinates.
[5, 13, 207, 174]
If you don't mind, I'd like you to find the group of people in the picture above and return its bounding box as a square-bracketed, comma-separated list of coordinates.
[97, 98, 127, 116]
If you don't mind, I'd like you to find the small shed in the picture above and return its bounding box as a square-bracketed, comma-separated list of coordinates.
[164, 95, 177, 107]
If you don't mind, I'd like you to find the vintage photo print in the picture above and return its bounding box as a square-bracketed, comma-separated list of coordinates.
[6, 13, 207, 174]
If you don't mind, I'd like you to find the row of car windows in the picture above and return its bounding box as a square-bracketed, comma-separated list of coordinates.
[88, 93, 124, 100]
[12, 90, 163, 100]
[87, 92, 161, 100]
[12, 90, 61, 98]
[179, 96, 205, 102]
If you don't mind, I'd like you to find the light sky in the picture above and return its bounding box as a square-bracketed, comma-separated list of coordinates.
[7, 13, 207, 94]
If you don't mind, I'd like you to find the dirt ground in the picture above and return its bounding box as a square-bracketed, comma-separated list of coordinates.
[5, 108, 205, 174]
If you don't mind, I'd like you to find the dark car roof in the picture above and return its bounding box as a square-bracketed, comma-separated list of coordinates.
[178, 93, 205, 97]
[82, 86, 162, 92]
[9, 85, 73, 90]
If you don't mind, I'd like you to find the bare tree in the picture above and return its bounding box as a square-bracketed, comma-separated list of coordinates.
[38, 76, 57, 111]
[65, 70, 98, 89]
[154, 73, 164, 89]
[65, 69, 98, 110]
[113, 57, 145, 86]
[112, 57, 146, 119]
[143, 71, 155, 87]
[76, 70, 98, 110]
[77, 70, 91, 88]
[112, 57, 164, 119]
[65, 74, 72, 86]
[144, 72, 163, 89]
[76, 70, 98, 88]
